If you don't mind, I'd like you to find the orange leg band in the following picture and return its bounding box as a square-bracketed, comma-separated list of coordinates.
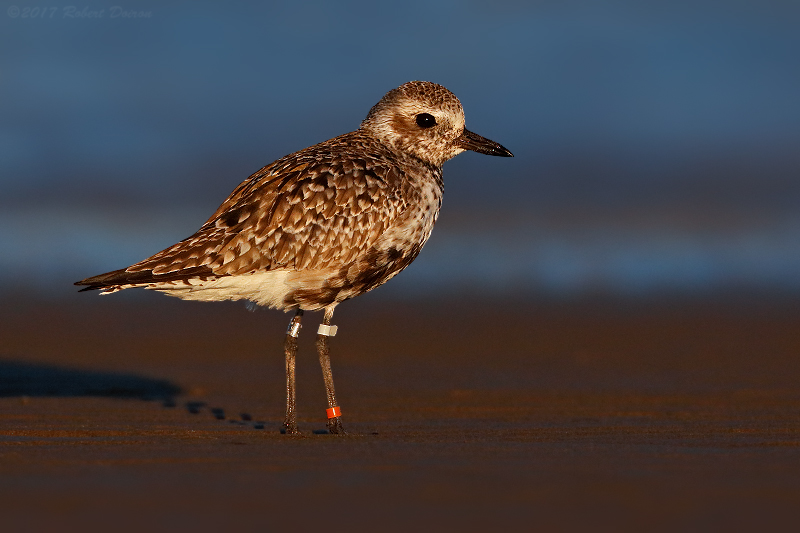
[326, 406, 342, 419]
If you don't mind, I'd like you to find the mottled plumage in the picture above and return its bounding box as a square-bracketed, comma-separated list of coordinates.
[76, 81, 512, 434]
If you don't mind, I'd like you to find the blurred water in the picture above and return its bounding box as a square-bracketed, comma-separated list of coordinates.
[1, 1, 799, 297]
[4, 206, 799, 298]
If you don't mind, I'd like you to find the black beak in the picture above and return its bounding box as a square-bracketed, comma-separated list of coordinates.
[456, 129, 514, 157]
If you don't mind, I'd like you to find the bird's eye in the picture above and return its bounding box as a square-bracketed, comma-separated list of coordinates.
[415, 113, 436, 128]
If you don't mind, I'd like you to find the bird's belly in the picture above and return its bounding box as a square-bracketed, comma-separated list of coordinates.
[282, 207, 440, 311]
[151, 269, 295, 309]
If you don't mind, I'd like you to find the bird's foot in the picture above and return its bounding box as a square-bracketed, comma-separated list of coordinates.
[326, 417, 346, 435]
[282, 421, 300, 435]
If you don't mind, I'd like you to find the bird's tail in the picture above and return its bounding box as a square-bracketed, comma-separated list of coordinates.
[75, 266, 215, 292]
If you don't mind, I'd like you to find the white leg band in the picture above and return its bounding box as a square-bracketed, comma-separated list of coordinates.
[317, 324, 338, 337]
[287, 322, 302, 338]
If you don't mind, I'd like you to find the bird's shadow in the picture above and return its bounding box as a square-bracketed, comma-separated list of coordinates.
[0, 359, 338, 434]
[0, 358, 278, 431]
[0, 358, 180, 405]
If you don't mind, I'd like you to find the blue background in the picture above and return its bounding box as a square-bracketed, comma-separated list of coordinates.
[2, 0, 799, 298]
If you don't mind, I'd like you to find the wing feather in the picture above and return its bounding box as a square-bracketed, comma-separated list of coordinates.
[125, 132, 408, 279]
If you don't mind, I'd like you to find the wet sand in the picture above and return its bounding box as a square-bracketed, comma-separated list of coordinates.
[1, 291, 799, 531]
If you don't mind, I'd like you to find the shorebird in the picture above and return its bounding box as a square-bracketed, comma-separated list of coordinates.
[76, 81, 513, 435]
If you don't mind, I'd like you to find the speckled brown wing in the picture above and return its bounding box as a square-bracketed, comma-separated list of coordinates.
[123, 132, 408, 281]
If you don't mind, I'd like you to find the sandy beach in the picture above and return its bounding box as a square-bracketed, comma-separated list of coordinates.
[1, 291, 799, 531]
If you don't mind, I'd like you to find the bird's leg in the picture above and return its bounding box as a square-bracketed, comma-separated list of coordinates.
[316, 307, 345, 435]
[283, 309, 303, 435]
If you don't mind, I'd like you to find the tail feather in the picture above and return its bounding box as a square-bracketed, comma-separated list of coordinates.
[75, 265, 216, 292]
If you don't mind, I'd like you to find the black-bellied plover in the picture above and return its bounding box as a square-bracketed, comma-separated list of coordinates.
[76, 81, 513, 435]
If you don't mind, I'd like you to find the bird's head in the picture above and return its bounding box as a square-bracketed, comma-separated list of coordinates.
[360, 81, 513, 168]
